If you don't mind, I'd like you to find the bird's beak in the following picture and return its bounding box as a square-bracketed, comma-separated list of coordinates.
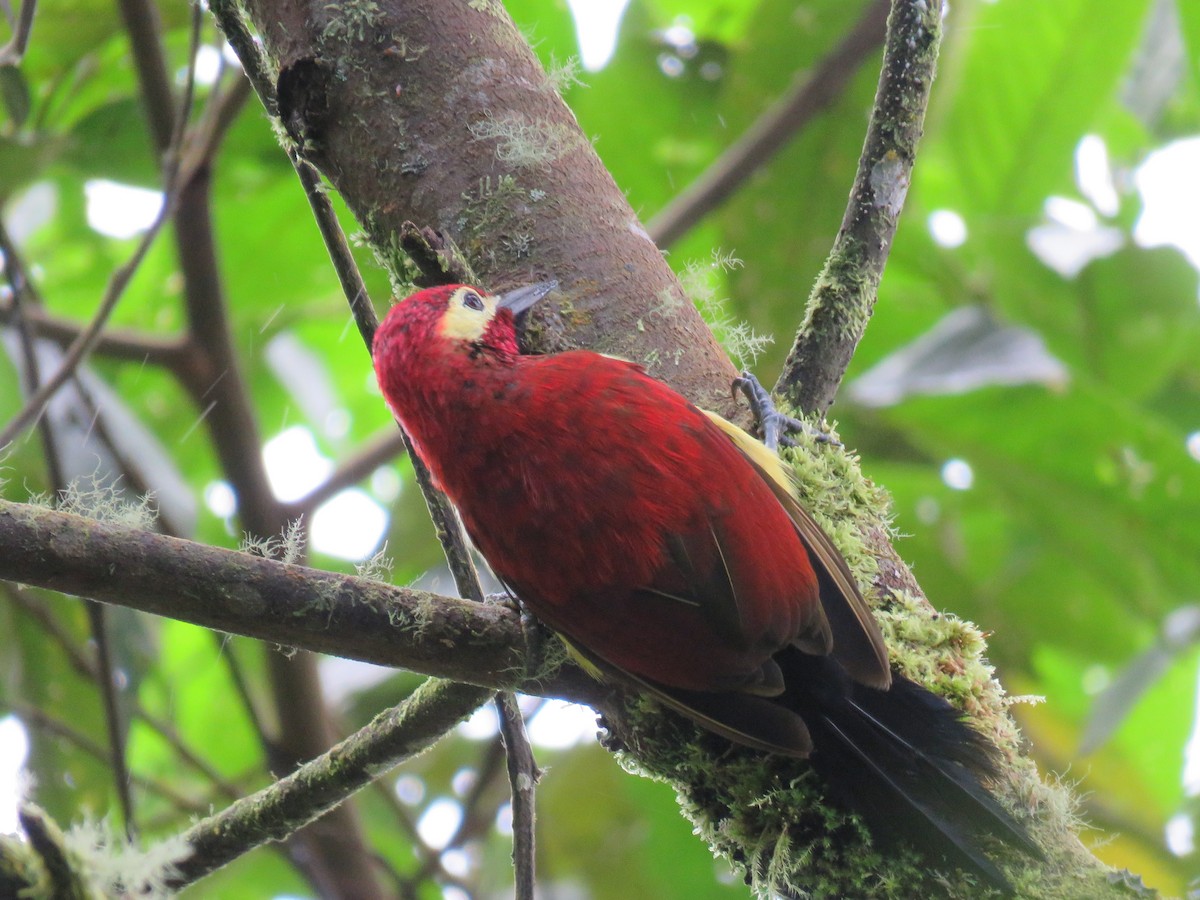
[497, 280, 558, 315]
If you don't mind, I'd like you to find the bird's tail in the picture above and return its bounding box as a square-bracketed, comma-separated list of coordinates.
[579, 640, 1040, 889]
[776, 651, 1041, 890]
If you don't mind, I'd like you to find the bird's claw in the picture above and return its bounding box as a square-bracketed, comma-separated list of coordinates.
[489, 587, 549, 677]
[732, 372, 842, 451]
[484, 590, 522, 613]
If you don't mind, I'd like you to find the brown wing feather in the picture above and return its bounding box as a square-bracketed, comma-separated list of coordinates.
[701, 411, 892, 690]
[559, 634, 813, 756]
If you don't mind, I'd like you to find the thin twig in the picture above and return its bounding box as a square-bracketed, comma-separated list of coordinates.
[0, 165, 177, 449]
[284, 118, 490, 610]
[292, 158, 379, 349]
[289, 109, 546, 900]
[775, 0, 943, 414]
[3, 586, 245, 800]
[85, 601, 137, 839]
[10, 703, 210, 815]
[0, 0, 36, 65]
[0, 302, 189, 366]
[178, 64, 253, 180]
[207, 0, 277, 112]
[115, 0, 176, 153]
[496, 693, 539, 899]
[281, 75, 546, 900]
[648, 0, 891, 249]
[281, 428, 408, 519]
[214, 635, 276, 757]
[210, 9, 543, 894]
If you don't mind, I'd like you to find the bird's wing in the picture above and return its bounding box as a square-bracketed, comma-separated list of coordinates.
[701, 410, 892, 691]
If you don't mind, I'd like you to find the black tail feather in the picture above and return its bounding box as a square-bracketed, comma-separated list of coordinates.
[780, 651, 1041, 891]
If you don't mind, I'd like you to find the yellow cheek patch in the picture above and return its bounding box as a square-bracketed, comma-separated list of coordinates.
[439, 287, 498, 342]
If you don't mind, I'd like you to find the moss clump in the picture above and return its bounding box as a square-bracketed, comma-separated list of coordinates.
[800, 238, 877, 346]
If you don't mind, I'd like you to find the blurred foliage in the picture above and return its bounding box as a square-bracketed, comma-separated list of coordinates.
[2, 0, 1199, 896]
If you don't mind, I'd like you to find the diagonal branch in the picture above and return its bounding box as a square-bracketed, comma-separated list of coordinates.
[171, 677, 494, 889]
[648, 0, 891, 249]
[775, 0, 943, 414]
[0, 0, 37, 66]
[280, 428, 408, 519]
[0, 186, 175, 449]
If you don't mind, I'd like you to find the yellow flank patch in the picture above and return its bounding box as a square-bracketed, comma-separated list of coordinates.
[558, 636, 606, 681]
[439, 287, 499, 341]
[701, 410, 801, 501]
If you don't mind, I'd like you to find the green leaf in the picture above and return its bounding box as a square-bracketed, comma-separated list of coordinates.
[61, 98, 158, 187]
[1177, 0, 1200, 92]
[925, 0, 1153, 218]
[1074, 246, 1200, 400]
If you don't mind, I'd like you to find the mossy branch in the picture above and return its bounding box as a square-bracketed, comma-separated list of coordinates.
[776, 0, 942, 415]
[0, 498, 596, 703]
[171, 678, 492, 888]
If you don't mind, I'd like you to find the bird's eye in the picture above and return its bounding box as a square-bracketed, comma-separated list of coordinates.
[462, 291, 485, 311]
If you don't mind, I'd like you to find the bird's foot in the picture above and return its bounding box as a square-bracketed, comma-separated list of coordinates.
[732, 372, 842, 451]
[489, 590, 552, 678]
[485, 590, 521, 614]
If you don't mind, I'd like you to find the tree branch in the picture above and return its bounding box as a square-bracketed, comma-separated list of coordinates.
[0, 301, 190, 367]
[497, 693, 539, 900]
[172, 677, 492, 888]
[0, 0, 37, 66]
[776, 0, 942, 414]
[0, 498, 598, 702]
[281, 428, 408, 518]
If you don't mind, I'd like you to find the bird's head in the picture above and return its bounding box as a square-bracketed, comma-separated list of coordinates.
[373, 282, 556, 366]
